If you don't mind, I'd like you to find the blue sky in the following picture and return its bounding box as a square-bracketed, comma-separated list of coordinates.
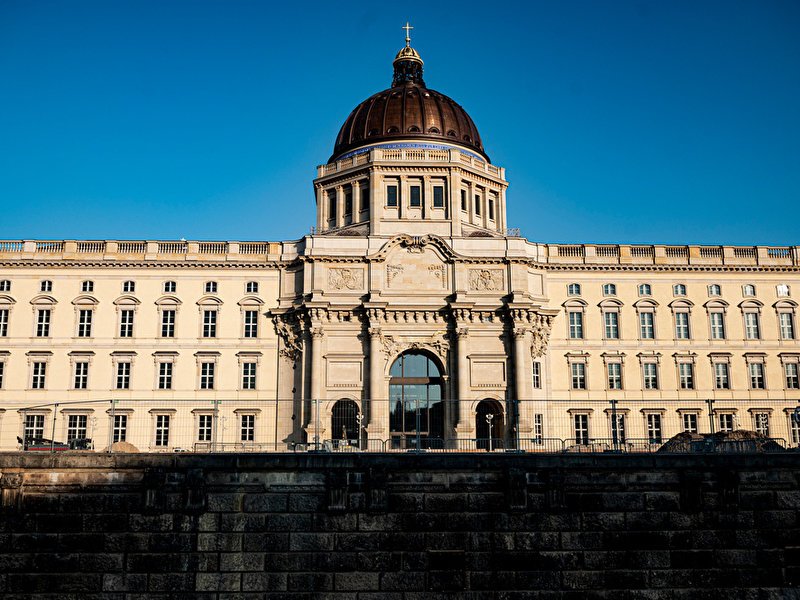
[1, 0, 798, 244]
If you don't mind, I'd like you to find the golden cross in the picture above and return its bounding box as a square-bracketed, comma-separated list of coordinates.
[402, 22, 413, 46]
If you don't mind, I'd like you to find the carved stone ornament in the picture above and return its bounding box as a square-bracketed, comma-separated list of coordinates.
[469, 268, 504, 291]
[272, 315, 302, 362]
[530, 315, 554, 358]
[428, 264, 446, 288]
[386, 265, 404, 287]
[328, 267, 363, 291]
[380, 332, 449, 366]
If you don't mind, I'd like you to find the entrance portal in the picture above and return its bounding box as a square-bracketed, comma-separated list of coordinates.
[388, 351, 444, 449]
[475, 399, 504, 450]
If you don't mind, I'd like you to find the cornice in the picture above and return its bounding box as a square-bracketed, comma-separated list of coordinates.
[0, 260, 285, 270]
[538, 263, 800, 273]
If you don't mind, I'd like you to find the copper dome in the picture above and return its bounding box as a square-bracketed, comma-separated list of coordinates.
[329, 43, 488, 163]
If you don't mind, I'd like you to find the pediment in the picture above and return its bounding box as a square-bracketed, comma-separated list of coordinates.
[367, 234, 460, 263]
[375, 236, 451, 293]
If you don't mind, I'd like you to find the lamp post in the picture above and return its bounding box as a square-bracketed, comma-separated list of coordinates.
[486, 413, 494, 452]
[356, 412, 365, 451]
[609, 399, 619, 450]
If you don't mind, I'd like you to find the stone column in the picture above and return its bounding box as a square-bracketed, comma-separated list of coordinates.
[352, 181, 362, 223]
[454, 325, 472, 436]
[367, 327, 385, 438]
[369, 167, 381, 235]
[450, 169, 462, 236]
[335, 186, 344, 229]
[308, 326, 325, 445]
[513, 326, 533, 436]
[315, 185, 324, 232]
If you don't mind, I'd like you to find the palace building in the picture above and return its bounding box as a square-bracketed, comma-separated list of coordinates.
[0, 33, 799, 452]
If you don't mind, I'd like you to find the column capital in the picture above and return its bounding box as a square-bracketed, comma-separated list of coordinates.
[310, 327, 325, 339]
[456, 327, 469, 339]
[368, 327, 382, 338]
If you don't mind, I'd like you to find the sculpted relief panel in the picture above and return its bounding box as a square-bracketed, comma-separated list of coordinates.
[469, 268, 504, 291]
[328, 267, 364, 291]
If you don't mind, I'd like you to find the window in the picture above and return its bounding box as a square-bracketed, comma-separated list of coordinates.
[571, 363, 586, 390]
[474, 194, 481, 215]
[161, 310, 176, 338]
[602, 283, 616, 296]
[344, 192, 352, 216]
[744, 312, 760, 340]
[387, 185, 398, 207]
[643, 363, 659, 389]
[573, 414, 589, 445]
[488, 196, 495, 220]
[66, 415, 88, 442]
[36, 309, 51, 337]
[202, 310, 217, 338]
[409, 185, 421, 207]
[246, 281, 259, 294]
[0, 309, 7, 337]
[607, 363, 622, 390]
[241, 414, 255, 442]
[534, 414, 544, 443]
[743, 284, 755, 297]
[360, 188, 369, 211]
[158, 362, 173, 390]
[532, 362, 541, 389]
[0, 360, 4, 389]
[568, 311, 583, 339]
[708, 284, 721, 296]
[198, 414, 213, 442]
[779, 313, 795, 340]
[24, 414, 45, 440]
[112, 414, 127, 443]
[77, 309, 93, 337]
[119, 310, 134, 337]
[673, 284, 686, 296]
[683, 413, 698, 434]
[753, 412, 770, 437]
[785, 363, 799, 389]
[749, 362, 765, 389]
[0, 280, 9, 291]
[164, 281, 176, 293]
[568, 283, 581, 295]
[40, 280, 52, 292]
[639, 312, 655, 339]
[638, 284, 652, 296]
[777, 284, 790, 297]
[242, 362, 257, 389]
[243, 310, 258, 338]
[73, 362, 89, 389]
[31, 362, 46, 389]
[714, 363, 730, 389]
[154, 415, 170, 447]
[81, 280, 94, 293]
[791, 414, 800, 445]
[678, 363, 694, 390]
[646, 414, 662, 443]
[204, 281, 217, 294]
[200, 362, 215, 389]
[710, 312, 726, 339]
[460, 189, 467, 211]
[610, 413, 626, 443]
[668, 312, 689, 341]
[718, 413, 735, 433]
[328, 191, 337, 220]
[116, 362, 131, 390]
[604, 312, 619, 339]
[122, 281, 135, 293]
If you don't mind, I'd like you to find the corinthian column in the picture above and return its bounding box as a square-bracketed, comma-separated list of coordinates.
[513, 326, 532, 436]
[308, 326, 325, 446]
[454, 326, 472, 436]
[368, 327, 385, 437]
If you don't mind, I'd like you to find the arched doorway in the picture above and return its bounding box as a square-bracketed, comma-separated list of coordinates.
[331, 399, 360, 448]
[475, 399, 504, 450]
[389, 351, 444, 449]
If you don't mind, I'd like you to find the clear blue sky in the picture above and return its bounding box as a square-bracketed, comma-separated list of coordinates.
[1, 0, 798, 244]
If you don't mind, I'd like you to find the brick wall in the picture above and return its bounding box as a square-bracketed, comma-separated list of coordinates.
[0, 453, 798, 598]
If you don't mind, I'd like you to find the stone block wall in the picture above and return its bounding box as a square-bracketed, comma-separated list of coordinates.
[0, 453, 798, 598]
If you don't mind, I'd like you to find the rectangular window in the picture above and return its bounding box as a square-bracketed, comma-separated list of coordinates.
[116, 362, 131, 390]
[675, 312, 690, 339]
[719, 413, 734, 432]
[534, 414, 543, 442]
[386, 185, 398, 207]
[532, 362, 541, 389]
[780, 313, 795, 340]
[0, 361, 4, 389]
[202, 310, 217, 338]
[243, 310, 258, 338]
[433, 186, 444, 208]
[646, 414, 662, 443]
[36, 309, 51, 337]
[574, 414, 589, 445]
[73, 362, 89, 389]
[112, 414, 127, 443]
[0, 308, 8, 336]
[643, 363, 658, 389]
[24, 414, 45, 440]
[155, 415, 170, 447]
[791, 418, 800, 445]
[607, 363, 622, 390]
[119, 310, 134, 337]
[200, 362, 215, 390]
[158, 362, 173, 390]
[749, 362, 765, 389]
[714, 363, 730, 389]
[611, 413, 626, 444]
[754, 412, 770, 437]
[409, 185, 421, 207]
[344, 193, 352, 216]
[710, 312, 725, 339]
[242, 362, 257, 390]
[744, 313, 760, 339]
[241, 414, 255, 442]
[679, 363, 694, 390]
[488, 196, 495, 220]
[460, 189, 467, 211]
[639, 312, 654, 339]
[568, 312, 583, 339]
[474, 194, 481, 215]
[328, 192, 337, 220]
[683, 413, 698, 434]
[198, 414, 213, 442]
[161, 310, 176, 338]
[77, 309, 93, 337]
[604, 312, 619, 339]
[571, 363, 586, 390]
[66, 414, 88, 442]
[785, 363, 799, 389]
[31, 362, 46, 389]
[360, 188, 370, 211]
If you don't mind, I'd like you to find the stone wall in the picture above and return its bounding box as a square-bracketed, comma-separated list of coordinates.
[0, 452, 798, 598]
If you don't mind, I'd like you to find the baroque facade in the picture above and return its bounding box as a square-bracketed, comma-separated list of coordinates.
[0, 36, 799, 451]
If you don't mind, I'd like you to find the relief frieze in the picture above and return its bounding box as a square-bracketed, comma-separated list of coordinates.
[469, 268, 504, 291]
[328, 267, 364, 290]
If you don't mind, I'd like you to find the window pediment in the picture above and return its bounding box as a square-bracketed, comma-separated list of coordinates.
[196, 295, 223, 306]
[238, 296, 264, 307]
[155, 295, 182, 306]
[562, 298, 588, 308]
[633, 298, 659, 308]
[598, 298, 623, 308]
[703, 299, 729, 309]
[30, 294, 57, 306]
[113, 295, 141, 306]
[72, 295, 99, 307]
[773, 299, 798, 309]
[0, 294, 15, 306]
[668, 299, 694, 309]
[737, 299, 763, 309]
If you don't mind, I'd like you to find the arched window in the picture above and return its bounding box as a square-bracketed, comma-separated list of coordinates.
[205, 281, 218, 294]
[389, 351, 444, 448]
[331, 400, 360, 446]
[708, 284, 721, 296]
[163, 281, 177, 293]
[743, 284, 755, 297]
[81, 280, 94, 293]
[602, 283, 616, 296]
[638, 283, 652, 296]
[245, 281, 259, 294]
[568, 283, 581, 295]
[122, 280, 135, 293]
[673, 284, 686, 296]
[475, 400, 504, 450]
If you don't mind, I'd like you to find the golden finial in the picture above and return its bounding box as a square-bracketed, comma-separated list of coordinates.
[402, 22, 413, 47]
